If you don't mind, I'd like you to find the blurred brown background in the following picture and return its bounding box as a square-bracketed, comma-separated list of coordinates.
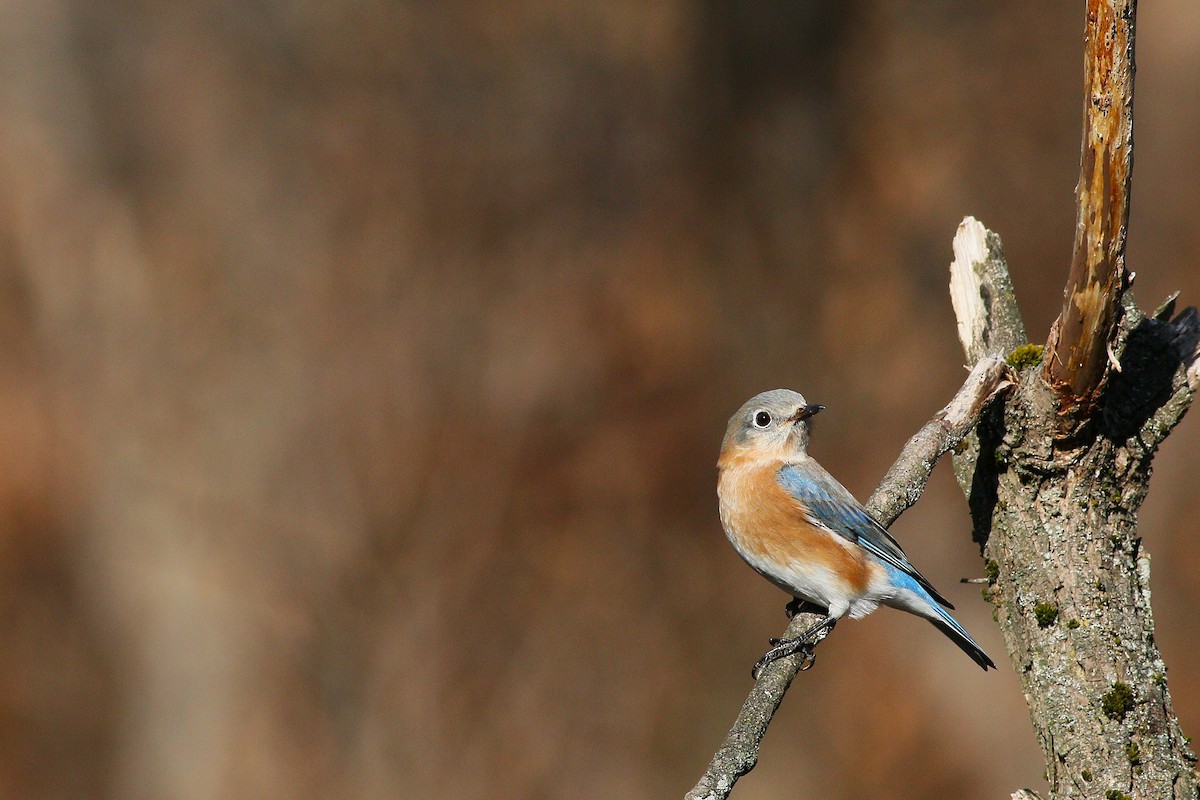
[0, 2, 1196, 799]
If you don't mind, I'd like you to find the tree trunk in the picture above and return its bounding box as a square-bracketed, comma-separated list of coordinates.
[950, 219, 1200, 799]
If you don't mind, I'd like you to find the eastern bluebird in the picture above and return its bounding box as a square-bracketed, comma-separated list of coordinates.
[718, 389, 995, 676]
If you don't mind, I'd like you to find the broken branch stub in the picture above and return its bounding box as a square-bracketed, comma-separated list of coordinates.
[1044, 0, 1136, 432]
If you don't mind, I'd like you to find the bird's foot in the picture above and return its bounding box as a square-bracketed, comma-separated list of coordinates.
[752, 616, 837, 679]
[752, 637, 816, 679]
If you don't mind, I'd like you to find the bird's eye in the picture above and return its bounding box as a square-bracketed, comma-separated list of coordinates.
[753, 410, 772, 429]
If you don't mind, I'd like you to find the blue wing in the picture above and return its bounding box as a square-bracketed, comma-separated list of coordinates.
[777, 461, 954, 609]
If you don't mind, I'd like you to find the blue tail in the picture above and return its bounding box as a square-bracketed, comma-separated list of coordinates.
[884, 564, 996, 671]
[927, 603, 996, 671]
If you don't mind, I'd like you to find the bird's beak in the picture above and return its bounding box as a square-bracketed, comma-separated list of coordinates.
[789, 404, 825, 423]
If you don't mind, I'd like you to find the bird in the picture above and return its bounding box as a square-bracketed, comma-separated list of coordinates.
[717, 389, 995, 676]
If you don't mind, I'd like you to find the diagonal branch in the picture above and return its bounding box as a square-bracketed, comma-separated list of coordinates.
[1044, 0, 1137, 432]
[685, 356, 1011, 800]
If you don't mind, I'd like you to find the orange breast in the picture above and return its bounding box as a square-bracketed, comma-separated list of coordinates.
[718, 454, 872, 595]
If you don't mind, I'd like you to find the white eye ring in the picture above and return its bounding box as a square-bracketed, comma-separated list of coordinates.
[752, 410, 772, 429]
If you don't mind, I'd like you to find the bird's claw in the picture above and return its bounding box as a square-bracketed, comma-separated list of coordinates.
[751, 617, 836, 678]
[751, 636, 816, 679]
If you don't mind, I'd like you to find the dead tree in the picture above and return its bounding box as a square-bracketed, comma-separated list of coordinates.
[687, 1, 1200, 798]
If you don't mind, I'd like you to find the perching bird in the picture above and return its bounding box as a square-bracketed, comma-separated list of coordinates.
[717, 389, 995, 676]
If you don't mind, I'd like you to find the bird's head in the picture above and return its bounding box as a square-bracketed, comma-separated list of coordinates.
[722, 389, 825, 460]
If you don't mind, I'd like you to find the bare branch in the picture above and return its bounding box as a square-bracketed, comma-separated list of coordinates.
[686, 358, 1011, 800]
[870, 356, 1012, 523]
[1044, 0, 1136, 430]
